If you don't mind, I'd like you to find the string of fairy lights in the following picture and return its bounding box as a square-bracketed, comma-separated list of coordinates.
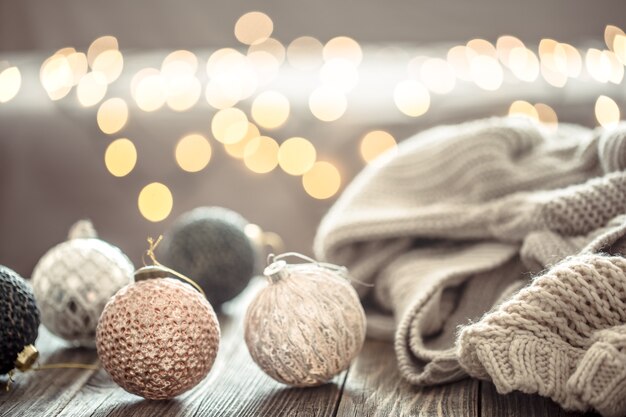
[0, 12, 624, 223]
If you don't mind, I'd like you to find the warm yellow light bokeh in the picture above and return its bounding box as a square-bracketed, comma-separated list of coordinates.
[162, 50, 198, 76]
[585, 48, 612, 83]
[40, 55, 73, 100]
[287, 36, 324, 70]
[420, 58, 456, 94]
[605, 25, 625, 52]
[97, 98, 129, 134]
[251, 90, 290, 129]
[614, 35, 626, 65]
[138, 182, 173, 222]
[105, 138, 137, 177]
[76, 71, 108, 107]
[248, 38, 286, 65]
[360, 131, 397, 163]
[508, 48, 539, 82]
[320, 58, 359, 92]
[87, 36, 119, 68]
[278, 137, 317, 175]
[134, 72, 166, 112]
[308, 87, 347, 121]
[224, 123, 261, 159]
[66, 52, 88, 85]
[447, 45, 473, 81]
[302, 161, 341, 199]
[470, 56, 503, 90]
[323, 36, 362, 66]
[211, 108, 249, 144]
[0, 67, 21, 103]
[243, 136, 279, 173]
[595, 95, 620, 127]
[394, 80, 430, 117]
[508, 100, 539, 121]
[496, 35, 525, 67]
[92, 49, 123, 84]
[165, 76, 201, 112]
[534, 103, 558, 131]
[234, 11, 274, 45]
[175, 133, 212, 172]
[206, 49, 258, 104]
[467, 39, 497, 58]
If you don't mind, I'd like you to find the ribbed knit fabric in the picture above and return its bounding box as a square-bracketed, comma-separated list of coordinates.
[458, 253, 626, 414]
[314, 117, 626, 390]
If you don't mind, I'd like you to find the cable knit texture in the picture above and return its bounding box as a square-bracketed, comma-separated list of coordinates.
[314, 117, 626, 415]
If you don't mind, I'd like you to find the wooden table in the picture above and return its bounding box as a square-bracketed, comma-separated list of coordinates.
[0, 281, 599, 417]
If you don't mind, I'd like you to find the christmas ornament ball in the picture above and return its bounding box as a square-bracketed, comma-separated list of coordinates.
[96, 276, 220, 400]
[163, 207, 256, 307]
[0, 265, 40, 374]
[32, 235, 134, 346]
[244, 258, 366, 387]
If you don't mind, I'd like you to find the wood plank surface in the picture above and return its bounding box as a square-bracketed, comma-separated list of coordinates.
[480, 381, 599, 417]
[0, 278, 609, 417]
[336, 339, 479, 417]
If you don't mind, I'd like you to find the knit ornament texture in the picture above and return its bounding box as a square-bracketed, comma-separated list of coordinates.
[314, 117, 626, 416]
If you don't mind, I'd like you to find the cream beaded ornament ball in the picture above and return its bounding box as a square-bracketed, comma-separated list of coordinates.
[96, 263, 220, 400]
[244, 253, 367, 387]
[31, 220, 134, 346]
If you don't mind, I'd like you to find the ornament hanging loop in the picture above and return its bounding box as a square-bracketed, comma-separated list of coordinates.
[138, 236, 207, 297]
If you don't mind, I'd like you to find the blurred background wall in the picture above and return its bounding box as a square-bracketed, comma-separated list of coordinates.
[1, 0, 626, 51]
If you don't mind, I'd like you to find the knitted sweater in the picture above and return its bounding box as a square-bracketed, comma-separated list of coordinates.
[314, 118, 626, 398]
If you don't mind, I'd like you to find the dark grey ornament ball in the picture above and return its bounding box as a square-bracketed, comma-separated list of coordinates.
[162, 207, 256, 307]
[0, 265, 40, 374]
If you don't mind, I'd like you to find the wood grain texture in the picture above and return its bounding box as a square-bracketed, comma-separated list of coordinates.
[0, 278, 609, 417]
[480, 381, 599, 417]
[336, 339, 479, 417]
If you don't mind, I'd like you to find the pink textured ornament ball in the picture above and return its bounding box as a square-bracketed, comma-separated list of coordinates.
[96, 276, 220, 400]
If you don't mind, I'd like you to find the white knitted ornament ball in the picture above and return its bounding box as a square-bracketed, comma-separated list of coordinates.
[244, 254, 366, 387]
[32, 220, 134, 346]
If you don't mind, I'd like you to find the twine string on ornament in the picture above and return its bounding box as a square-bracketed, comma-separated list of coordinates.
[142, 236, 207, 297]
[267, 252, 374, 287]
[5, 345, 99, 391]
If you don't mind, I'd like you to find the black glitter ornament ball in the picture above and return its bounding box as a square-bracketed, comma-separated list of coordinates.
[162, 207, 256, 308]
[0, 265, 40, 374]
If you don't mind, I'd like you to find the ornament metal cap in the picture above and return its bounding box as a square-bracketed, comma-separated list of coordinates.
[134, 265, 171, 282]
[15, 345, 38, 371]
[264, 260, 288, 283]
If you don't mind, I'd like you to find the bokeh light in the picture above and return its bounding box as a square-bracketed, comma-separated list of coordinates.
[470, 56, 503, 90]
[206, 48, 258, 105]
[251, 90, 290, 129]
[508, 100, 539, 120]
[595, 95, 620, 128]
[394, 80, 430, 117]
[320, 58, 359, 92]
[105, 138, 137, 177]
[248, 38, 286, 65]
[40, 55, 74, 100]
[507, 47, 539, 82]
[224, 123, 261, 159]
[66, 52, 88, 85]
[308, 87, 347, 121]
[534, 103, 558, 131]
[323, 36, 362, 66]
[585, 48, 612, 83]
[614, 35, 626, 64]
[97, 98, 129, 134]
[287, 36, 324, 70]
[278, 137, 317, 175]
[496, 35, 525, 67]
[87, 36, 119, 68]
[211, 108, 249, 144]
[76, 71, 108, 107]
[302, 161, 341, 199]
[243, 136, 279, 173]
[234, 11, 274, 45]
[133, 70, 166, 112]
[138, 182, 173, 222]
[0, 66, 21, 103]
[360, 130, 397, 162]
[605, 25, 625, 52]
[467, 39, 497, 58]
[175, 133, 212, 172]
[92, 49, 123, 84]
[419, 58, 456, 94]
[162, 50, 199, 76]
[447, 45, 474, 81]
